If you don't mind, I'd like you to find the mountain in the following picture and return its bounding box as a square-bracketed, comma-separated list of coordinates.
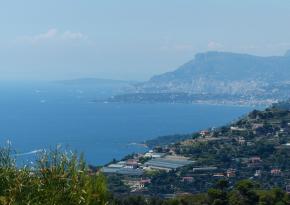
[140, 51, 290, 94]
[110, 51, 290, 105]
[285, 49, 290, 57]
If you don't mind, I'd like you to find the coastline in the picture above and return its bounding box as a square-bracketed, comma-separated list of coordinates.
[88, 101, 260, 166]
[102, 99, 270, 108]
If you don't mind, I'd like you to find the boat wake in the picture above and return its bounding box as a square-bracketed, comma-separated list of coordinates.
[14, 149, 44, 157]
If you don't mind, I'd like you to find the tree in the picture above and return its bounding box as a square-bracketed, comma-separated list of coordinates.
[228, 180, 259, 205]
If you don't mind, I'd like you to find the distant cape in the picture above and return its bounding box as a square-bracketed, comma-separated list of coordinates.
[109, 50, 290, 105]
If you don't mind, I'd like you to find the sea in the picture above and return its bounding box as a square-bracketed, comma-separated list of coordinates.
[0, 82, 256, 165]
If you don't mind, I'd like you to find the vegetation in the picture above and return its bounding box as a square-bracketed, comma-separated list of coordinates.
[0, 145, 108, 205]
[3, 103, 290, 204]
[0, 145, 289, 204]
[105, 104, 290, 196]
[146, 134, 194, 148]
[111, 180, 290, 205]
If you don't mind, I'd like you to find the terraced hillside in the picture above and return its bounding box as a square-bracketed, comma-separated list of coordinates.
[104, 102, 290, 196]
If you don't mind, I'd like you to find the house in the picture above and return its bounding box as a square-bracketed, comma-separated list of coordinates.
[124, 178, 151, 192]
[125, 159, 138, 169]
[125, 180, 143, 190]
[254, 170, 261, 177]
[270, 169, 282, 176]
[252, 123, 263, 130]
[248, 156, 262, 167]
[140, 178, 151, 185]
[132, 179, 151, 187]
[181, 177, 194, 183]
[200, 130, 209, 136]
[237, 137, 246, 145]
[249, 156, 262, 163]
[168, 149, 176, 155]
[226, 169, 236, 177]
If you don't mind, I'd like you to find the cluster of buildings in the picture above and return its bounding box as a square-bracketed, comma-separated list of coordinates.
[100, 108, 290, 195]
[101, 150, 194, 192]
[101, 159, 143, 176]
[102, 150, 194, 175]
[144, 155, 194, 172]
[177, 123, 290, 187]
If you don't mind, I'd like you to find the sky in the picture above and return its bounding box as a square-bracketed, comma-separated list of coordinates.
[1, 0, 290, 81]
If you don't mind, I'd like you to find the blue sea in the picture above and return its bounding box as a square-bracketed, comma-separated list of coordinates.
[0, 82, 255, 165]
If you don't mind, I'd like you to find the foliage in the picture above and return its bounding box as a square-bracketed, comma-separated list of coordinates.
[0, 145, 108, 205]
[110, 180, 290, 205]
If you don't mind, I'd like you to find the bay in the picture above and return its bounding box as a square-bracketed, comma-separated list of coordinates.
[0, 82, 255, 165]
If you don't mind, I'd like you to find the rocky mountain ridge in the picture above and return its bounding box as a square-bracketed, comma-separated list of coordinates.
[110, 51, 290, 105]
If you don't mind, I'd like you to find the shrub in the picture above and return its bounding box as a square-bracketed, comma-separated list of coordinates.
[0, 145, 108, 205]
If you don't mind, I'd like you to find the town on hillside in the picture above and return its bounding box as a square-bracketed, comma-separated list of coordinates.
[98, 102, 290, 198]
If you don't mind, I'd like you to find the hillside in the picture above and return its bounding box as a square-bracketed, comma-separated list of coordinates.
[109, 51, 290, 105]
[142, 51, 290, 94]
[103, 102, 290, 197]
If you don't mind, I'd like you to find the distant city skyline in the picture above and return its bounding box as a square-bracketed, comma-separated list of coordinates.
[0, 0, 290, 81]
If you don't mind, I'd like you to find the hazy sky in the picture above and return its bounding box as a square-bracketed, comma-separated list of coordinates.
[1, 0, 290, 81]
